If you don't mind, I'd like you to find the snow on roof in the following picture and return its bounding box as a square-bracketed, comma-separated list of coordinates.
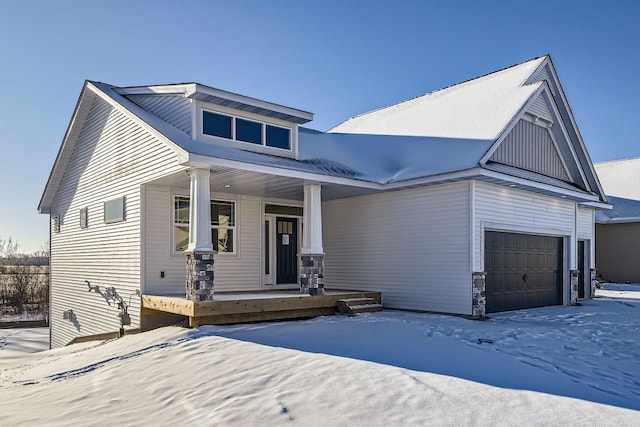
[92, 81, 491, 184]
[298, 128, 491, 183]
[596, 195, 640, 223]
[594, 157, 640, 200]
[329, 56, 546, 140]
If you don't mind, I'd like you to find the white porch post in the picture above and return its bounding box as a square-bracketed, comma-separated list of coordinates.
[300, 183, 325, 295]
[187, 168, 213, 253]
[185, 168, 215, 301]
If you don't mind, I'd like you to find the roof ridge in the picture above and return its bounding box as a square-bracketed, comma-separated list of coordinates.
[595, 156, 640, 165]
[329, 55, 548, 131]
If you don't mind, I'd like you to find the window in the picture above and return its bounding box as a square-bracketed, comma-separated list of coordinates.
[104, 196, 125, 223]
[236, 118, 262, 145]
[80, 207, 88, 229]
[174, 196, 236, 253]
[201, 109, 291, 151]
[52, 214, 60, 233]
[203, 111, 232, 139]
[266, 125, 290, 149]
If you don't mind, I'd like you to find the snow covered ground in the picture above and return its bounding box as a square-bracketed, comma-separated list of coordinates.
[1, 287, 639, 425]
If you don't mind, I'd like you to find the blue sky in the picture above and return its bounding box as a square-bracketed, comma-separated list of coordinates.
[1, 0, 639, 253]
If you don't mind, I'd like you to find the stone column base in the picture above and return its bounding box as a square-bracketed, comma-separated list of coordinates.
[472, 272, 487, 317]
[186, 251, 215, 302]
[570, 269, 579, 305]
[590, 269, 597, 299]
[300, 254, 324, 296]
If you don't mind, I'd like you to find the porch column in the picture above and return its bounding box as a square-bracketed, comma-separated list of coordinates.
[185, 168, 215, 302]
[300, 183, 325, 295]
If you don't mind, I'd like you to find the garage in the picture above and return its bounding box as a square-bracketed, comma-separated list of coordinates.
[484, 231, 564, 313]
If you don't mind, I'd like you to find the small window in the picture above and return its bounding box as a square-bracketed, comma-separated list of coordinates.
[104, 196, 125, 223]
[174, 196, 236, 253]
[266, 125, 290, 149]
[203, 111, 232, 139]
[236, 118, 262, 145]
[53, 214, 60, 233]
[80, 207, 88, 229]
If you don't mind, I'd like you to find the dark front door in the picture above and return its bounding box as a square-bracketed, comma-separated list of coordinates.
[485, 231, 563, 313]
[578, 240, 586, 298]
[276, 217, 298, 284]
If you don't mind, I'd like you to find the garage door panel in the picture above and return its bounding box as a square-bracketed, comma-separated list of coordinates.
[485, 231, 563, 313]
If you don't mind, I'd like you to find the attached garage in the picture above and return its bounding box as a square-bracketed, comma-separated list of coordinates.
[485, 231, 564, 313]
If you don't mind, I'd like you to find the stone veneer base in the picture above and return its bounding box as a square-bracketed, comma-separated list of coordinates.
[570, 269, 579, 305]
[472, 272, 487, 317]
[186, 251, 215, 302]
[300, 254, 324, 295]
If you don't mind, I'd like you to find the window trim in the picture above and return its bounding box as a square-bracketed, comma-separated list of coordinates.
[172, 195, 237, 255]
[197, 102, 297, 158]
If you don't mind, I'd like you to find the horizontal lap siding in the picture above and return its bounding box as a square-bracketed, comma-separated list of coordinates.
[323, 182, 471, 315]
[472, 182, 576, 273]
[144, 188, 262, 295]
[577, 208, 594, 240]
[50, 96, 183, 348]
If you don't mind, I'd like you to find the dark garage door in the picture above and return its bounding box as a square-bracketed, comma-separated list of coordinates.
[485, 231, 563, 313]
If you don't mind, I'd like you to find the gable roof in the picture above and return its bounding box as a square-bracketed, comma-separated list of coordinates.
[329, 56, 546, 139]
[39, 56, 609, 213]
[594, 157, 640, 200]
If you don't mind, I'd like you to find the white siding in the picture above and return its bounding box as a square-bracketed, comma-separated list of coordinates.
[472, 181, 577, 274]
[577, 208, 594, 240]
[577, 207, 595, 267]
[144, 188, 262, 295]
[323, 182, 471, 315]
[126, 94, 192, 136]
[49, 96, 184, 348]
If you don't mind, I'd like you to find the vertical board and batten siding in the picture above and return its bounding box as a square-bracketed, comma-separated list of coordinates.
[143, 187, 262, 295]
[125, 95, 192, 136]
[528, 95, 554, 122]
[472, 181, 577, 274]
[322, 182, 471, 315]
[49, 95, 184, 348]
[595, 223, 640, 283]
[490, 120, 570, 182]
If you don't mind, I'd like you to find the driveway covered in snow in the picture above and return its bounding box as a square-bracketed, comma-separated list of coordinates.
[206, 284, 640, 411]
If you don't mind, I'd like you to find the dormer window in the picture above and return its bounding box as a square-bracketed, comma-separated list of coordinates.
[202, 109, 291, 151]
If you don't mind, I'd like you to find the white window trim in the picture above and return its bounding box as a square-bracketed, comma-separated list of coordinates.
[172, 193, 238, 257]
[195, 101, 298, 158]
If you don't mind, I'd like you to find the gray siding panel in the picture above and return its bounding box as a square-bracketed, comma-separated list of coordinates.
[528, 95, 553, 122]
[491, 119, 570, 182]
[49, 95, 184, 348]
[596, 223, 640, 283]
[323, 182, 471, 315]
[126, 94, 192, 136]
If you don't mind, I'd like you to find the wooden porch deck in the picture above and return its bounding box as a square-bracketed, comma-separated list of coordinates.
[141, 290, 382, 327]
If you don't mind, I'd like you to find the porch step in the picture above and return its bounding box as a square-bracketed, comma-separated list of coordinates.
[337, 297, 383, 315]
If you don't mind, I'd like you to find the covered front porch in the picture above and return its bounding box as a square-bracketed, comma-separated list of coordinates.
[141, 289, 382, 327]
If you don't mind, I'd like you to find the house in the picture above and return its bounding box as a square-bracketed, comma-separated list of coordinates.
[594, 159, 640, 283]
[39, 55, 609, 348]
